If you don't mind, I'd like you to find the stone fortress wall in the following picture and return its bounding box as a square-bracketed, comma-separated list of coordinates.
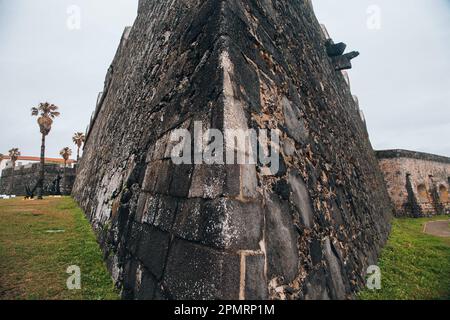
[73, 0, 393, 300]
[0, 163, 76, 196]
[376, 150, 450, 217]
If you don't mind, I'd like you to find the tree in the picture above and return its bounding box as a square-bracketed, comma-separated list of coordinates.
[59, 147, 72, 195]
[8, 148, 21, 195]
[31, 102, 60, 199]
[72, 132, 85, 161]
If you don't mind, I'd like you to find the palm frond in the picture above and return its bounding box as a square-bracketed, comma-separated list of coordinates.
[33, 102, 61, 118]
[50, 111, 60, 118]
[8, 148, 21, 161]
[59, 147, 72, 160]
[72, 132, 85, 145]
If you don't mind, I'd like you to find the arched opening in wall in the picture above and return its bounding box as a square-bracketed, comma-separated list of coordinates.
[417, 184, 428, 202]
[439, 185, 448, 203]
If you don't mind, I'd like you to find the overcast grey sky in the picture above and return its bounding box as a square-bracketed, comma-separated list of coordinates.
[0, 0, 449, 159]
[314, 0, 450, 157]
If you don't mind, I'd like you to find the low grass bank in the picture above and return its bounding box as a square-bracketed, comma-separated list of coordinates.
[0, 197, 118, 300]
[359, 215, 450, 300]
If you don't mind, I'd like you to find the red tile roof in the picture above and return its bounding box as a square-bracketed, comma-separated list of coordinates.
[1, 155, 76, 164]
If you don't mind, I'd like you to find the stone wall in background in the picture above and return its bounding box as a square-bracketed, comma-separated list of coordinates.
[377, 150, 450, 217]
[0, 163, 76, 196]
[73, 0, 393, 300]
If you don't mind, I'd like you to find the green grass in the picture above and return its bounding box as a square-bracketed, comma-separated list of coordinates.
[359, 215, 450, 300]
[0, 197, 119, 300]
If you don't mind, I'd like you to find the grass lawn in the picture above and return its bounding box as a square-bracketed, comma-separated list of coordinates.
[359, 215, 450, 300]
[0, 197, 119, 300]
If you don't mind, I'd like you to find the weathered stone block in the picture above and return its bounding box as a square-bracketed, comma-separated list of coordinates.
[288, 169, 314, 228]
[303, 267, 331, 300]
[282, 96, 309, 145]
[188, 164, 226, 199]
[122, 258, 139, 300]
[168, 164, 193, 198]
[173, 198, 204, 242]
[224, 164, 241, 196]
[142, 161, 159, 193]
[163, 239, 240, 300]
[323, 238, 347, 300]
[152, 195, 178, 232]
[201, 198, 263, 251]
[136, 224, 170, 280]
[265, 195, 299, 283]
[126, 221, 142, 255]
[244, 254, 268, 300]
[141, 194, 159, 225]
[154, 160, 174, 195]
[135, 267, 158, 300]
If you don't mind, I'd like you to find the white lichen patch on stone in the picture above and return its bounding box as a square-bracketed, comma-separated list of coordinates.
[135, 263, 143, 290]
[111, 254, 121, 284]
[217, 198, 239, 249]
[220, 50, 258, 200]
[221, 51, 248, 133]
[94, 172, 121, 223]
[240, 164, 258, 199]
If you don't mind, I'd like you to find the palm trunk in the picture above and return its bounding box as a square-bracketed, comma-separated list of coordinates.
[9, 162, 15, 195]
[37, 133, 46, 199]
[77, 146, 80, 162]
[63, 161, 67, 195]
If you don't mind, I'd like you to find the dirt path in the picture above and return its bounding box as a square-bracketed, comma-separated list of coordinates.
[423, 220, 450, 238]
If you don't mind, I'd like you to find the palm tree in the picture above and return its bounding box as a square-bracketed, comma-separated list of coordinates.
[59, 147, 72, 195]
[72, 132, 85, 161]
[8, 148, 21, 195]
[31, 102, 60, 199]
